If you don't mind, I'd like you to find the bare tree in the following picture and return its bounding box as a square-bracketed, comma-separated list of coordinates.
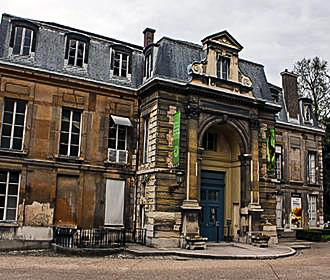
[294, 57, 330, 124]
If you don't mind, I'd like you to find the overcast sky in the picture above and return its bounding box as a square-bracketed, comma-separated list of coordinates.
[1, 0, 329, 86]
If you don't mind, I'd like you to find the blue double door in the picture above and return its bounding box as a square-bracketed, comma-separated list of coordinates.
[200, 171, 225, 242]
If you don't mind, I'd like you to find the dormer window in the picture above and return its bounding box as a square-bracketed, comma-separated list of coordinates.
[217, 56, 230, 80]
[9, 20, 38, 56]
[144, 52, 152, 79]
[110, 45, 132, 79]
[303, 104, 312, 122]
[65, 33, 89, 68]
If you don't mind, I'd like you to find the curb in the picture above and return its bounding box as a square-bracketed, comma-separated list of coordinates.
[124, 247, 297, 260]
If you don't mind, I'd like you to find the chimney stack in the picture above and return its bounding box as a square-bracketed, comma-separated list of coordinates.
[281, 69, 299, 119]
[143, 28, 155, 48]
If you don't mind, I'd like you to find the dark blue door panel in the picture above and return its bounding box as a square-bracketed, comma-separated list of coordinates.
[200, 170, 225, 242]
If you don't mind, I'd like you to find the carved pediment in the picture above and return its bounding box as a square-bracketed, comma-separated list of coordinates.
[201, 30, 243, 52]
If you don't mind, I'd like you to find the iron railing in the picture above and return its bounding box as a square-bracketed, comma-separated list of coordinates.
[53, 227, 146, 248]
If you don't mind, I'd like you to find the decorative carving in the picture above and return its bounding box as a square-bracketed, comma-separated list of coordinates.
[186, 96, 200, 119]
[188, 62, 204, 75]
[238, 70, 252, 87]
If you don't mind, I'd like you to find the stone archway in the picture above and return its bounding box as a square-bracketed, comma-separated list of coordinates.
[198, 116, 250, 241]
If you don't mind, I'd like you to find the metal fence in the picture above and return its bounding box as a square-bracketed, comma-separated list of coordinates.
[53, 227, 146, 248]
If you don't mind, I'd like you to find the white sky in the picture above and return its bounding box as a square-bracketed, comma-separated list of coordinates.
[1, 0, 330, 86]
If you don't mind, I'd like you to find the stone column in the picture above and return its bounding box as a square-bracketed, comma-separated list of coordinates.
[181, 96, 201, 241]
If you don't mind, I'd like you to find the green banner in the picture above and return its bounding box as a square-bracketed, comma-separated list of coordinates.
[267, 127, 275, 173]
[172, 112, 181, 167]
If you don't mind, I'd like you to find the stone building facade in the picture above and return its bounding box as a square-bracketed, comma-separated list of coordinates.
[0, 13, 324, 247]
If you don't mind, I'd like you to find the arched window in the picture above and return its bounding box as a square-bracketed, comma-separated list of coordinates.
[9, 20, 38, 56]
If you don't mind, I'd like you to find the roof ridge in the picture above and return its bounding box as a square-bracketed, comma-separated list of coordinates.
[157, 37, 202, 50]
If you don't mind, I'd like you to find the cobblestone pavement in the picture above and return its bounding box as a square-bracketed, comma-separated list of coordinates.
[0, 242, 329, 280]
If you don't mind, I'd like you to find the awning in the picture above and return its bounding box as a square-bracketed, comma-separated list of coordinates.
[111, 115, 132, 126]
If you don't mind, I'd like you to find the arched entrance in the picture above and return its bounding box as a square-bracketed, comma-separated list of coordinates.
[199, 119, 248, 242]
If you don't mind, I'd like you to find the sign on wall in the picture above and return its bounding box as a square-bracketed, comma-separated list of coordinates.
[291, 193, 302, 228]
[172, 112, 181, 167]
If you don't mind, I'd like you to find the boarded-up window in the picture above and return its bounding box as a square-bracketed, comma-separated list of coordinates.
[105, 179, 125, 226]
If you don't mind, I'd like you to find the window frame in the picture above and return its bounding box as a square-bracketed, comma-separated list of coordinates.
[217, 55, 230, 80]
[110, 46, 132, 79]
[202, 132, 217, 151]
[9, 20, 38, 56]
[0, 99, 27, 151]
[275, 145, 283, 180]
[0, 171, 21, 222]
[143, 116, 150, 163]
[307, 151, 317, 184]
[59, 108, 82, 157]
[64, 33, 90, 68]
[144, 51, 153, 79]
[108, 117, 128, 151]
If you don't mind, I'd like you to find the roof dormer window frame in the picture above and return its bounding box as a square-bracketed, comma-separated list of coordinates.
[144, 48, 153, 80]
[217, 54, 230, 81]
[9, 19, 38, 57]
[110, 44, 132, 80]
[64, 33, 90, 69]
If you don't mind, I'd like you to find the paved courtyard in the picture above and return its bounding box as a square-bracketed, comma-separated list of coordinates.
[0, 242, 329, 280]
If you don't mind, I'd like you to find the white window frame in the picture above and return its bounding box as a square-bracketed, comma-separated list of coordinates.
[217, 55, 230, 80]
[67, 39, 86, 67]
[59, 108, 82, 157]
[308, 195, 317, 227]
[0, 171, 20, 222]
[12, 26, 34, 56]
[0, 99, 27, 151]
[108, 117, 128, 163]
[275, 145, 282, 180]
[307, 152, 316, 184]
[145, 53, 152, 79]
[111, 49, 130, 78]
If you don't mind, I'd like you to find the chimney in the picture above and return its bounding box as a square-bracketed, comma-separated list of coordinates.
[281, 69, 299, 119]
[143, 28, 155, 48]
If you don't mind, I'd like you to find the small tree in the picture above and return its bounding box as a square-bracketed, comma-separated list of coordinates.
[294, 57, 330, 222]
[294, 57, 330, 125]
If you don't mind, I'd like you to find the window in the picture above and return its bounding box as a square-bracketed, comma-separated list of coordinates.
[0, 171, 20, 221]
[217, 56, 230, 80]
[9, 21, 38, 56]
[144, 53, 152, 79]
[59, 108, 81, 157]
[0, 99, 27, 151]
[12, 27, 33, 55]
[108, 116, 131, 164]
[143, 117, 150, 163]
[275, 145, 282, 180]
[202, 132, 217, 151]
[307, 152, 316, 184]
[65, 33, 89, 67]
[110, 48, 131, 78]
[303, 104, 312, 122]
[68, 39, 86, 67]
